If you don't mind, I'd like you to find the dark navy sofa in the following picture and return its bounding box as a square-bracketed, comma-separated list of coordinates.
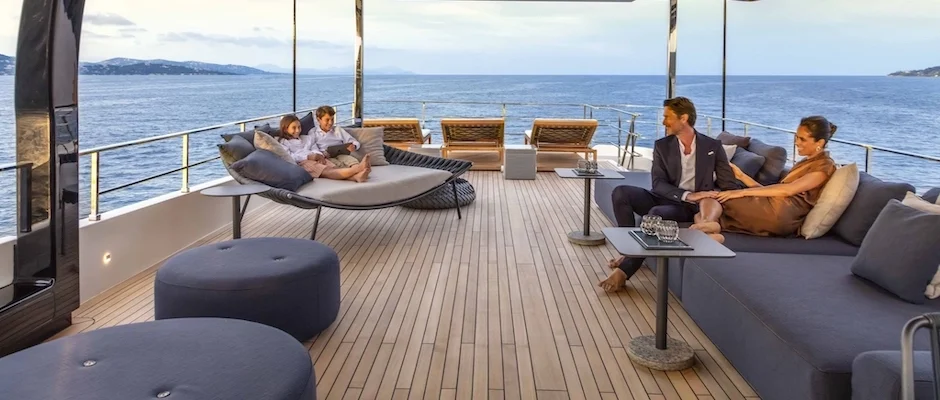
[594, 167, 940, 400]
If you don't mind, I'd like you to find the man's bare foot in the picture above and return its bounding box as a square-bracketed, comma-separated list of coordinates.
[352, 169, 370, 183]
[707, 233, 725, 244]
[690, 221, 721, 234]
[608, 255, 625, 269]
[598, 269, 627, 292]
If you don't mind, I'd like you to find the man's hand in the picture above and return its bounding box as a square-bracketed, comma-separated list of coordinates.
[346, 143, 356, 152]
[715, 190, 745, 203]
[686, 191, 718, 203]
[307, 153, 324, 161]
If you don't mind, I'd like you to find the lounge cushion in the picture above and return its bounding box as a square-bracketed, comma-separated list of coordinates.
[730, 147, 765, 179]
[923, 187, 940, 204]
[721, 232, 859, 256]
[682, 252, 940, 400]
[832, 172, 914, 246]
[717, 131, 751, 148]
[299, 111, 316, 135]
[254, 130, 294, 163]
[218, 134, 256, 164]
[346, 126, 390, 166]
[230, 149, 312, 191]
[155, 238, 341, 341]
[0, 318, 316, 400]
[297, 164, 452, 207]
[801, 163, 860, 238]
[221, 130, 256, 145]
[747, 138, 788, 185]
[852, 351, 937, 400]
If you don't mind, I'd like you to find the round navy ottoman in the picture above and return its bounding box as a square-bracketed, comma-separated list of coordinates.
[0, 318, 316, 400]
[154, 237, 340, 341]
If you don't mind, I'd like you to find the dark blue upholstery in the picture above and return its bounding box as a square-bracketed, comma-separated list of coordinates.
[155, 238, 341, 341]
[721, 232, 859, 256]
[924, 188, 940, 204]
[0, 318, 316, 400]
[853, 351, 936, 400]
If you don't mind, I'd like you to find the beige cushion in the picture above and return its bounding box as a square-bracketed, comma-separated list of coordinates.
[296, 165, 452, 206]
[903, 192, 940, 299]
[254, 130, 293, 163]
[722, 144, 737, 161]
[801, 163, 860, 239]
[345, 126, 389, 166]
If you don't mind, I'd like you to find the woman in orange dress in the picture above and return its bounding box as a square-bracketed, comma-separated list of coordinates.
[692, 116, 838, 240]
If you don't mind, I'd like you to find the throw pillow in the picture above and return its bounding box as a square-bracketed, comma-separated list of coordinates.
[900, 192, 940, 299]
[746, 138, 788, 185]
[722, 144, 737, 161]
[299, 112, 316, 135]
[221, 130, 255, 145]
[345, 126, 390, 166]
[230, 149, 312, 192]
[831, 172, 914, 246]
[717, 131, 751, 148]
[218, 134, 256, 165]
[801, 163, 860, 238]
[923, 187, 940, 204]
[253, 130, 294, 164]
[254, 123, 277, 135]
[730, 147, 765, 178]
[850, 199, 940, 304]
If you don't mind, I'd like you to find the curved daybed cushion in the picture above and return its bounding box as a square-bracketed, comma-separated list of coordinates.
[296, 164, 452, 207]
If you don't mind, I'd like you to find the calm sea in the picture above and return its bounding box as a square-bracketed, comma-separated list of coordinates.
[1, 74, 939, 236]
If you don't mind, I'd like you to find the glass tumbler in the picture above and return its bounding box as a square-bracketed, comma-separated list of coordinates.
[640, 215, 662, 236]
[656, 220, 680, 243]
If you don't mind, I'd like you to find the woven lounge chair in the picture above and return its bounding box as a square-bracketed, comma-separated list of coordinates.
[361, 118, 431, 150]
[439, 118, 505, 164]
[221, 144, 472, 240]
[524, 119, 598, 162]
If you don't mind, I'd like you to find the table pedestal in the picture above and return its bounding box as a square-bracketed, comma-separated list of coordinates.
[626, 257, 695, 371]
[567, 178, 605, 245]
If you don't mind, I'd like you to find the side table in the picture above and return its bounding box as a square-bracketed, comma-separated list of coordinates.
[602, 227, 735, 370]
[555, 168, 624, 245]
[200, 183, 270, 239]
[503, 144, 536, 180]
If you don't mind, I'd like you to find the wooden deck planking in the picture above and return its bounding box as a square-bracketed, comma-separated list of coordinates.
[57, 169, 759, 400]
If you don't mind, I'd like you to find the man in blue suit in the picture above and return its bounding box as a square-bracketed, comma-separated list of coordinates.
[598, 97, 739, 292]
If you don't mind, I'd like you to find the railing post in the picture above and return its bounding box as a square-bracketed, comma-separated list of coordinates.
[583, 105, 587, 119]
[589, 107, 593, 119]
[501, 103, 507, 119]
[89, 152, 100, 221]
[239, 123, 246, 132]
[864, 145, 873, 173]
[421, 102, 426, 126]
[744, 123, 750, 137]
[707, 117, 712, 135]
[617, 114, 623, 162]
[181, 134, 190, 193]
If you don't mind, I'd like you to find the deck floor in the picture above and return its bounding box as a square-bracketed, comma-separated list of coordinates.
[53, 169, 758, 400]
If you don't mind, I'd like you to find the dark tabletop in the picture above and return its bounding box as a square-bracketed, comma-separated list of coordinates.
[200, 183, 270, 197]
[602, 227, 736, 259]
[554, 168, 625, 180]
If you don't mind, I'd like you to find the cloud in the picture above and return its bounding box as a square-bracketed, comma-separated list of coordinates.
[84, 13, 136, 26]
[158, 31, 354, 51]
[83, 30, 116, 39]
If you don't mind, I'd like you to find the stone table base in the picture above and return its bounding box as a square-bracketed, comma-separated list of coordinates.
[627, 335, 695, 371]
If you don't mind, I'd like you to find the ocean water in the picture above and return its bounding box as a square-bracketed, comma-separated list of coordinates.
[1, 74, 939, 236]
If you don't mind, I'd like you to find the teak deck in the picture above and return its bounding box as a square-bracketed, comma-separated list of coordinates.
[50, 168, 759, 400]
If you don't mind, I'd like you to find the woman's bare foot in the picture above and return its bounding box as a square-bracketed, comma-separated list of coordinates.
[608, 255, 625, 269]
[598, 269, 627, 293]
[352, 169, 370, 183]
[690, 221, 721, 234]
[360, 154, 372, 172]
[707, 233, 725, 244]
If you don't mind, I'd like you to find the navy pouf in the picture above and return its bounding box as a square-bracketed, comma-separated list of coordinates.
[154, 237, 341, 341]
[0, 318, 316, 400]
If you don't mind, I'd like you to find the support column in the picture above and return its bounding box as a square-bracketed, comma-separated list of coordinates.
[353, 0, 364, 124]
[721, 0, 727, 131]
[1, 0, 84, 356]
[666, 0, 678, 100]
[293, 0, 298, 112]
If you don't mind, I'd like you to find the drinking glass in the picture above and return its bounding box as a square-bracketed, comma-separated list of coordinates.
[656, 220, 680, 243]
[640, 215, 662, 236]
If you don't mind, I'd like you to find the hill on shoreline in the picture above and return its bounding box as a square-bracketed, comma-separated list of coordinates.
[888, 66, 940, 77]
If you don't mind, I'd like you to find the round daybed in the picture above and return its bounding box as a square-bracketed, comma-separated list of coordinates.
[219, 140, 473, 240]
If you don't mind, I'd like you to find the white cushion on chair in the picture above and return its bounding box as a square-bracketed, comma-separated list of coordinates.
[296, 165, 452, 207]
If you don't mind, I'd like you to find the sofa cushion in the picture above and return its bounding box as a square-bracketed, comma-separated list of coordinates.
[721, 144, 737, 160]
[255, 123, 276, 135]
[832, 172, 914, 246]
[730, 147, 765, 178]
[682, 252, 940, 400]
[852, 351, 937, 400]
[747, 138, 788, 185]
[721, 232, 859, 256]
[299, 112, 315, 135]
[899, 192, 940, 300]
[924, 187, 940, 204]
[254, 130, 294, 164]
[801, 163, 860, 238]
[717, 131, 751, 148]
[346, 126, 389, 166]
[296, 165, 452, 206]
[230, 149, 312, 191]
[219, 134, 256, 164]
[222, 130, 256, 145]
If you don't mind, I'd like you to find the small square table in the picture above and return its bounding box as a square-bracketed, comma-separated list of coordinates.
[555, 168, 624, 245]
[602, 227, 735, 370]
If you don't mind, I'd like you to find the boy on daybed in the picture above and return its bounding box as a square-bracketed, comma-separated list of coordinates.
[276, 111, 371, 183]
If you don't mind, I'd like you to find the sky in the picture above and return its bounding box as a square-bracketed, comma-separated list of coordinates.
[0, 0, 938, 75]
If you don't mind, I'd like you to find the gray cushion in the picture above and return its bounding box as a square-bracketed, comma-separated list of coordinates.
[218, 134, 255, 163]
[155, 238, 341, 340]
[221, 130, 255, 145]
[924, 187, 940, 204]
[852, 351, 936, 400]
[746, 138, 788, 185]
[299, 111, 315, 135]
[296, 164, 452, 206]
[721, 232, 859, 256]
[230, 149, 312, 191]
[346, 126, 390, 166]
[850, 199, 940, 304]
[730, 147, 765, 178]
[255, 122, 276, 135]
[832, 172, 916, 246]
[716, 131, 751, 148]
[0, 318, 316, 400]
[682, 252, 940, 400]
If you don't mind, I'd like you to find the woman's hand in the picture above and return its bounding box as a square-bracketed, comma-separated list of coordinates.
[729, 162, 746, 179]
[715, 190, 745, 203]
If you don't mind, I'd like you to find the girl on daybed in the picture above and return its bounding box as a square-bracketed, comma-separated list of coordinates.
[276, 115, 371, 183]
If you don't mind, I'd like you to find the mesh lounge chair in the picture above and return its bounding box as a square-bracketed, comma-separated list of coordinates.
[439, 118, 505, 164]
[220, 144, 472, 240]
[361, 118, 431, 150]
[524, 119, 598, 162]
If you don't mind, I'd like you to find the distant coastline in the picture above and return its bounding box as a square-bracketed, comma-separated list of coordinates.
[888, 66, 940, 77]
[0, 54, 413, 76]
